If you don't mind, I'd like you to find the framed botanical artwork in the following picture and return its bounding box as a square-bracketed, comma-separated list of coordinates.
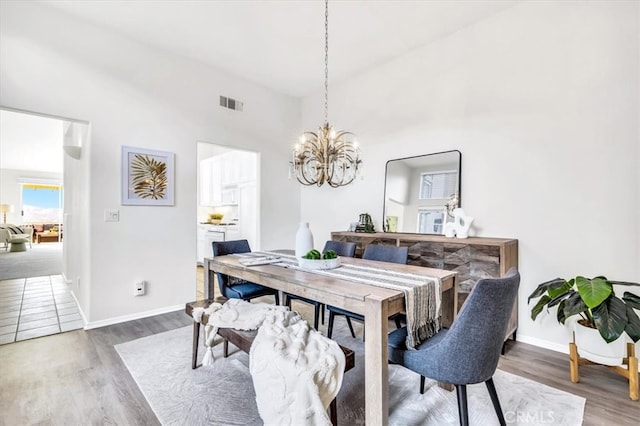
[121, 146, 175, 206]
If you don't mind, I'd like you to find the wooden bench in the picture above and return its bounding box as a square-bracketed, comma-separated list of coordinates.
[185, 299, 355, 425]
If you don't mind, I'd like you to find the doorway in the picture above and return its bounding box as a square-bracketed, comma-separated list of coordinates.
[0, 107, 88, 344]
[196, 142, 260, 299]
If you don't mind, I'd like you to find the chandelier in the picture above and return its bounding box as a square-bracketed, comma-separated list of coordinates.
[290, 0, 361, 187]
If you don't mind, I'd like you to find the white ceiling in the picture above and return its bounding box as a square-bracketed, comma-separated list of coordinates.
[1, 0, 519, 174]
[40, 0, 519, 97]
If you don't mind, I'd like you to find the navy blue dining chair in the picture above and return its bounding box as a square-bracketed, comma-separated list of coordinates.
[285, 240, 356, 330]
[326, 244, 409, 339]
[387, 269, 520, 426]
[212, 239, 279, 304]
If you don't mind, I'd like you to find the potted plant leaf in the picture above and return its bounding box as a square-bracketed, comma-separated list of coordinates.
[529, 276, 640, 365]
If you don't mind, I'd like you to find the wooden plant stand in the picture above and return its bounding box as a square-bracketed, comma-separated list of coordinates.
[569, 341, 638, 400]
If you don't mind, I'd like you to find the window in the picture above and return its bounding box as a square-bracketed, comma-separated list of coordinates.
[419, 171, 458, 200]
[22, 184, 63, 224]
[417, 208, 445, 234]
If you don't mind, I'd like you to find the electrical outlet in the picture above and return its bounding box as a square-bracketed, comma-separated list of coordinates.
[134, 281, 145, 296]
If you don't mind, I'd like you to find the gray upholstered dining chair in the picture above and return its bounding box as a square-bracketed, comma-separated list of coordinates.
[285, 240, 356, 329]
[212, 239, 279, 304]
[327, 244, 409, 339]
[387, 268, 520, 426]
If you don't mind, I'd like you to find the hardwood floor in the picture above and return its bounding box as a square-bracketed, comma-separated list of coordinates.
[1, 283, 637, 424]
[0, 310, 191, 425]
[500, 339, 638, 425]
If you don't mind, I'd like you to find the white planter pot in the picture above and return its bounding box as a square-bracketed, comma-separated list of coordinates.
[298, 256, 341, 270]
[574, 321, 627, 366]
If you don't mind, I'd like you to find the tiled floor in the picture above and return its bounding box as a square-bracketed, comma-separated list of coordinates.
[0, 275, 84, 345]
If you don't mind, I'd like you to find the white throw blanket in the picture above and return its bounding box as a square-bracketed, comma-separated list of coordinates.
[250, 309, 346, 426]
[191, 298, 289, 366]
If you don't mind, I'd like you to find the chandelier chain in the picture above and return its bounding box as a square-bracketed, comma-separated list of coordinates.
[324, 0, 329, 125]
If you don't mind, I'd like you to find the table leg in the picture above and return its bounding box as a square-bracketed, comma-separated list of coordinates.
[204, 258, 216, 299]
[364, 295, 389, 426]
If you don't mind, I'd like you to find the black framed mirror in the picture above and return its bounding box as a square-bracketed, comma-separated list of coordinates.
[382, 150, 461, 234]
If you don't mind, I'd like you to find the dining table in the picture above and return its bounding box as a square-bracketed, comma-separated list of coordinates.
[203, 250, 457, 425]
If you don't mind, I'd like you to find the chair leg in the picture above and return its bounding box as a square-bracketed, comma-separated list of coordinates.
[345, 316, 356, 339]
[327, 311, 335, 339]
[420, 375, 426, 394]
[284, 294, 292, 308]
[455, 384, 469, 426]
[393, 314, 403, 329]
[274, 292, 280, 305]
[321, 303, 325, 325]
[313, 304, 320, 330]
[329, 398, 337, 425]
[191, 321, 200, 369]
[485, 378, 506, 426]
[223, 339, 229, 357]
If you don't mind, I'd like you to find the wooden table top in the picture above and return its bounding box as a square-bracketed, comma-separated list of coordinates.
[206, 252, 456, 316]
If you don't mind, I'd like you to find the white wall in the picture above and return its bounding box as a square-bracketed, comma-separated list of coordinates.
[0, 1, 301, 325]
[301, 1, 639, 351]
[62, 120, 91, 320]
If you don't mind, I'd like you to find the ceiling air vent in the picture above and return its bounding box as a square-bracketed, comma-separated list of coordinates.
[219, 96, 244, 112]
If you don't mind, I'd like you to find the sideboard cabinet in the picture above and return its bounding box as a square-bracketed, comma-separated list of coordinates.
[331, 231, 519, 342]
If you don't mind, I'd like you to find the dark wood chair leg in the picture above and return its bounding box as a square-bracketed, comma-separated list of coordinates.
[223, 339, 229, 357]
[345, 316, 356, 338]
[329, 398, 337, 425]
[485, 378, 506, 426]
[327, 311, 335, 339]
[274, 292, 280, 305]
[192, 321, 200, 369]
[393, 314, 403, 329]
[420, 375, 426, 394]
[455, 384, 469, 426]
[321, 303, 325, 325]
[313, 304, 320, 330]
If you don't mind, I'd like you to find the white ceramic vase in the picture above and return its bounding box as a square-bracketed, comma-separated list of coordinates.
[453, 208, 474, 239]
[295, 222, 314, 258]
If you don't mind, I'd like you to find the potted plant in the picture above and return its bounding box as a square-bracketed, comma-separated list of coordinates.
[529, 276, 640, 365]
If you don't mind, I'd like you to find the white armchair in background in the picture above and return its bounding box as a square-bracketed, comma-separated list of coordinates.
[0, 225, 34, 251]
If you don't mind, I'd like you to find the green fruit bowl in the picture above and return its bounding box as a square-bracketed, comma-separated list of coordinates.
[298, 257, 341, 270]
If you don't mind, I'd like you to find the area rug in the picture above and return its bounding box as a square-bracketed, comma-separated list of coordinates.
[116, 324, 585, 426]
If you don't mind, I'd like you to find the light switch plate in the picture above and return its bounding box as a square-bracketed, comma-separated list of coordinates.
[104, 209, 119, 222]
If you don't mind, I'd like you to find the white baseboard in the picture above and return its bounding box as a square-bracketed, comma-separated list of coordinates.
[62, 273, 72, 285]
[516, 334, 569, 354]
[69, 290, 88, 325]
[84, 304, 184, 330]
